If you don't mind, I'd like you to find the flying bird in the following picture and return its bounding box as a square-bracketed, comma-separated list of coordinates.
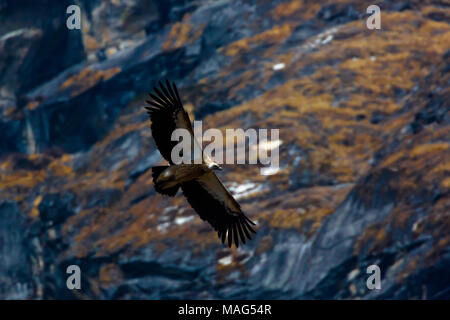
[144, 80, 256, 248]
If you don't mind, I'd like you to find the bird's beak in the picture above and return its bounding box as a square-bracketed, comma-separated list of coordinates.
[217, 165, 223, 171]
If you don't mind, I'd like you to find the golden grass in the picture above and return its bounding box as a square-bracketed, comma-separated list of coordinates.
[59, 67, 121, 97]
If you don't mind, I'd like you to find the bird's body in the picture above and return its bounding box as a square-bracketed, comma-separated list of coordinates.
[144, 80, 256, 248]
[153, 163, 210, 190]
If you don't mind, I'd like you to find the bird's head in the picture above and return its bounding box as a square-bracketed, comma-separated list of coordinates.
[208, 162, 223, 171]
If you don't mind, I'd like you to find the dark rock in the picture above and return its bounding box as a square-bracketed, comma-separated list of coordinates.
[80, 0, 203, 59]
[0, 28, 43, 100]
[0, 202, 34, 299]
[127, 151, 162, 187]
[317, 3, 360, 24]
[38, 193, 76, 225]
[0, 0, 85, 95]
[370, 110, 386, 124]
[195, 101, 231, 119]
[390, 1, 413, 12]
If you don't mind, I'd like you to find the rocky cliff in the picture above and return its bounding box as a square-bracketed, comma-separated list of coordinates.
[0, 0, 449, 299]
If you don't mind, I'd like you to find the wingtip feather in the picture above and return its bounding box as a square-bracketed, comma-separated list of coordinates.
[233, 223, 239, 248]
[227, 226, 233, 248]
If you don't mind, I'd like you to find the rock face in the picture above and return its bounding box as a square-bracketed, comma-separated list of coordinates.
[0, 0, 449, 299]
[78, 0, 203, 60]
[0, 0, 85, 97]
[0, 0, 86, 154]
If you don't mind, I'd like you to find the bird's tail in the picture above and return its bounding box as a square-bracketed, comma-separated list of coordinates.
[152, 166, 180, 196]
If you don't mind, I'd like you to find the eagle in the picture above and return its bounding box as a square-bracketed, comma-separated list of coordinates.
[144, 80, 256, 248]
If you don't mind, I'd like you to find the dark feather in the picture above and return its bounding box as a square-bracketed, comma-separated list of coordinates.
[151, 166, 179, 196]
[236, 222, 246, 244]
[233, 223, 239, 248]
[165, 79, 178, 105]
[172, 82, 182, 105]
[144, 80, 193, 164]
[181, 174, 256, 248]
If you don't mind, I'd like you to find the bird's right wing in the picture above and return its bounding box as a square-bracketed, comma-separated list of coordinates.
[145, 80, 197, 164]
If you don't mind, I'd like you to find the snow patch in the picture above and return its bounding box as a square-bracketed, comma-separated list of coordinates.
[272, 63, 285, 71]
[321, 35, 333, 44]
[162, 205, 178, 215]
[260, 166, 280, 176]
[254, 139, 283, 151]
[157, 222, 170, 233]
[228, 181, 265, 199]
[174, 215, 195, 225]
[218, 255, 232, 266]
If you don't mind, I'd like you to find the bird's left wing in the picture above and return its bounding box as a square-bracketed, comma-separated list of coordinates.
[181, 172, 256, 248]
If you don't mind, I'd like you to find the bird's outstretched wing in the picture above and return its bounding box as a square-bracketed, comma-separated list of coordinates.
[144, 80, 194, 164]
[181, 171, 256, 248]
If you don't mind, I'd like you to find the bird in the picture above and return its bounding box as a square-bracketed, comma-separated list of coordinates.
[144, 79, 256, 248]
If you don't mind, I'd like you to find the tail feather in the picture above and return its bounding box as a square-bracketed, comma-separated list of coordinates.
[151, 166, 167, 181]
[151, 166, 179, 197]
